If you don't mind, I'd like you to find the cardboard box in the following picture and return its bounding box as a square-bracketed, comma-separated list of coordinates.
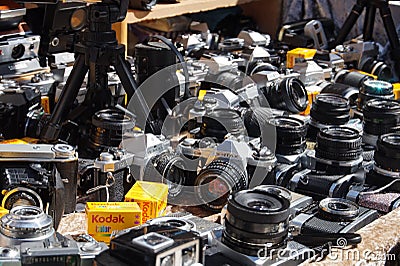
[86, 202, 142, 244]
[124, 181, 168, 224]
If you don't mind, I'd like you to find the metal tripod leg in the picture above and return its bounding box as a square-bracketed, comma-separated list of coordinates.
[336, 0, 368, 45]
[363, 5, 376, 41]
[40, 54, 89, 142]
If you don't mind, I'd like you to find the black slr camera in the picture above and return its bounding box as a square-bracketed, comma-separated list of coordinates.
[290, 126, 364, 200]
[206, 186, 314, 266]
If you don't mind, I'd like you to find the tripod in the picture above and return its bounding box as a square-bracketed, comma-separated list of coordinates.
[40, 0, 152, 142]
[335, 0, 400, 77]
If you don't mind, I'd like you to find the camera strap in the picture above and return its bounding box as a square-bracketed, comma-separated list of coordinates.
[85, 172, 115, 202]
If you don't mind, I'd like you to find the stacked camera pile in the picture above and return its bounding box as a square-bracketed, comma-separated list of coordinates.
[1, 1, 400, 265]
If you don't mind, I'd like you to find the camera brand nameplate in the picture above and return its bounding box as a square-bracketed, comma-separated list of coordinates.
[0, 144, 55, 160]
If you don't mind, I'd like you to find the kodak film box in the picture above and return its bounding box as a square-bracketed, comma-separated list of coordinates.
[124, 181, 168, 224]
[86, 202, 142, 244]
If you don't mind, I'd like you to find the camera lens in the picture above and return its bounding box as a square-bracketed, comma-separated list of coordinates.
[200, 108, 243, 142]
[222, 187, 290, 256]
[318, 198, 359, 222]
[150, 152, 186, 198]
[358, 80, 394, 111]
[266, 77, 308, 113]
[269, 116, 307, 155]
[363, 99, 400, 145]
[194, 158, 247, 211]
[374, 133, 400, 172]
[360, 57, 393, 81]
[308, 93, 350, 141]
[334, 70, 373, 89]
[0, 206, 55, 245]
[315, 127, 362, 174]
[11, 44, 25, 60]
[320, 83, 359, 108]
[83, 108, 135, 158]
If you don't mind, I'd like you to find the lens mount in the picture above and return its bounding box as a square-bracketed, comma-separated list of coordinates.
[1, 187, 43, 211]
[318, 198, 359, 221]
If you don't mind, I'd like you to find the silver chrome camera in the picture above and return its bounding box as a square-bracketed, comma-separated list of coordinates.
[0, 143, 78, 229]
[0, 206, 107, 266]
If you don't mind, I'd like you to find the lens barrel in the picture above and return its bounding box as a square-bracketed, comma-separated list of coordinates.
[195, 158, 248, 211]
[222, 187, 290, 256]
[334, 70, 373, 89]
[374, 133, 400, 172]
[269, 116, 307, 155]
[358, 80, 394, 111]
[266, 77, 308, 113]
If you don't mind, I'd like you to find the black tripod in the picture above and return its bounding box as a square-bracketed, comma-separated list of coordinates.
[40, 0, 151, 142]
[335, 0, 400, 77]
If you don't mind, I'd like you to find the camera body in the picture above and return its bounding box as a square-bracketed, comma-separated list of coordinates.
[147, 212, 224, 243]
[290, 198, 379, 235]
[333, 41, 392, 81]
[0, 206, 107, 266]
[79, 148, 134, 202]
[177, 136, 276, 210]
[0, 144, 78, 228]
[98, 224, 203, 266]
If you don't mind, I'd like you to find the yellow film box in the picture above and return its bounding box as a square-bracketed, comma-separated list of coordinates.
[86, 202, 142, 244]
[124, 181, 168, 224]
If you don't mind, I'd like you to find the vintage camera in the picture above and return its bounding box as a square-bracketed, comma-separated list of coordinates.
[333, 41, 392, 81]
[96, 223, 203, 266]
[0, 206, 107, 265]
[264, 116, 309, 187]
[347, 181, 400, 214]
[25, 2, 87, 67]
[79, 108, 136, 159]
[290, 198, 379, 235]
[252, 71, 308, 113]
[0, 143, 78, 229]
[0, 80, 43, 140]
[177, 135, 276, 211]
[364, 133, 400, 188]
[277, 18, 335, 49]
[362, 99, 400, 147]
[307, 93, 352, 141]
[79, 148, 134, 202]
[290, 127, 364, 199]
[206, 186, 314, 266]
[147, 212, 223, 243]
[119, 131, 187, 199]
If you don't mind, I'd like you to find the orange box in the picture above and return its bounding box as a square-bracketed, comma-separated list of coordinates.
[86, 202, 142, 244]
[124, 181, 168, 224]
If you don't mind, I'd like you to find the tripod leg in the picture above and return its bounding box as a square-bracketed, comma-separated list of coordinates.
[336, 0, 367, 45]
[40, 54, 88, 142]
[363, 5, 376, 41]
[379, 3, 400, 78]
[114, 54, 156, 132]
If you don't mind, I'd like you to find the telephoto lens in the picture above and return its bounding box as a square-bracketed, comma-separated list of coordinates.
[194, 157, 248, 211]
[334, 70, 373, 89]
[363, 99, 400, 147]
[200, 108, 244, 143]
[357, 79, 394, 111]
[308, 93, 351, 141]
[315, 126, 363, 174]
[81, 109, 135, 159]
[269, 116, 307, 156]
[221, 187, 290, 256]
[366, 133, 400, 186]
[264, 77, 308, 113]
